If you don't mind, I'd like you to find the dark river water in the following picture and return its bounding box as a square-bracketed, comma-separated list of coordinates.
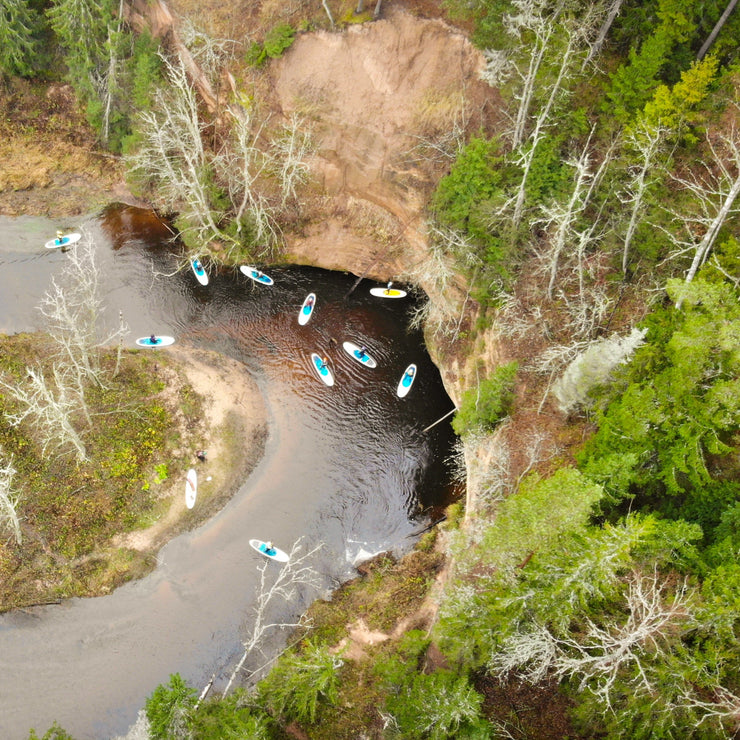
[0, 205, 458, 739]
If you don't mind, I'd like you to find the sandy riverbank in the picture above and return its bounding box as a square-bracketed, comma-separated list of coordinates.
[113, 344, 269, 555]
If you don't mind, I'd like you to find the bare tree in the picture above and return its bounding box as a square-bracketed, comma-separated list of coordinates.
[216, 103, 277, 254]
[509, 18, 600, 230]
[660, 119, 740, 309]
[536, 129, 604, 298]
[697, 0, 740, 60]
[490, 569, 694, 710]
[126, 50, 226, 248]
[618, 122, 671, 273]
[0, 450, 21, 545]
[223, 539, 324, 696]
[0, 365, 88, 462]
[39, 235, 127, 402]
[480, 2, 609, 230]
[479, 0, 569, 149]
[268, 113, 313, 208]
[582, 0, 625, 69]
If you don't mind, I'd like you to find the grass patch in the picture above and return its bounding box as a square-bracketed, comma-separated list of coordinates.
[307, 548, 444, 645]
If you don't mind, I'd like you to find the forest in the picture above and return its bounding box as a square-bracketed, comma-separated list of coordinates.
[2, 0, 740, 738]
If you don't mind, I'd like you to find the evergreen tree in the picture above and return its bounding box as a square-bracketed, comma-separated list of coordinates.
[0, 0, 40, 77]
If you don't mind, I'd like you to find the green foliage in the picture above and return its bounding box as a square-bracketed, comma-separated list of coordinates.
[27, 722, 75, 740]
[154, 463, 168, 483]
[375, 629, 430, 686]
[258, 640, 342, 725]
[522, 131, 573, 205]
[452, 361, 517, 436]
[385, 670, 489, 739]
[436, 468, 605, 664]
[640, 55, 720, 143]
[129, 32, 163, 111]
[145, 673, 197, 740]
[0, 0, 40, 77]
[606, 0, 697, 124]
[47, 0, 113, 98]
[263, 24, 295, 59]
[191, 689, 272, 739]
[579, 279, 740, 537]
[375, 631, 489, 738]
[432, 136, 504, 240]
[245, 41, 267, 67]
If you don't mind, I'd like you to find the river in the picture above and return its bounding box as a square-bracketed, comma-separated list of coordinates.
[0, 205, 458, 739]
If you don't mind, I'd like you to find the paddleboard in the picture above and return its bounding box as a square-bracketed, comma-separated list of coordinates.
[45, 232, 81, 249]
[249, 539, 289, 563]
[397, 364, 417, 398]
[191, 257, 209, 286]
[240, 265, 274, 286]
[343, 341, 377, 369]
[311, 352, 334, 386]
[298, 293, 316, 325]
[370, 286, 407, 298]
[185, 468, 197, 509]
[135, 335, 175, 347]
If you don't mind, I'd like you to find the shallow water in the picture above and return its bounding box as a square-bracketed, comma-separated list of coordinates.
[0, 205, 458, 739]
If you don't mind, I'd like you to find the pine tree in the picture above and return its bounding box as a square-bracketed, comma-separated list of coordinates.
[0, 0, 39, 77]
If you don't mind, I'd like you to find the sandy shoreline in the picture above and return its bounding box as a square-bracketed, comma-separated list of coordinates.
[113, 344, 269, 554]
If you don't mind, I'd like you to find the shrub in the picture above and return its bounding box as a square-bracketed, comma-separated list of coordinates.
[452, 361, 518, 436]
[263, 24, 295, 59]
[245, 41, 267, 67]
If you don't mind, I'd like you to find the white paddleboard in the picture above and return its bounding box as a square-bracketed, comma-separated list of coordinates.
[45, 232, 81, 249]
[370, 286, 407, 298]
[249, 539, 289, 562]
[135, 336, 175, 347]
[185, 468, 197, 509]
[240, 265, 274, 286]
[397, 364, 417, 398]
[311, 352, 334, 386]
[191, 257, 209, 286]
[298, 293, 316, 325]
[343, 341, 377, 369]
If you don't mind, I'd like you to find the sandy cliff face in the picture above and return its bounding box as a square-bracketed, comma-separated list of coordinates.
[269, 9, 498, 283]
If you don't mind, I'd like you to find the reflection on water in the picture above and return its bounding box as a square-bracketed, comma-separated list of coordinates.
[0, 204, 458, 739]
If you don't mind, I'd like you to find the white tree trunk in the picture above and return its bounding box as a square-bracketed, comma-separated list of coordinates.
[0, 453, 21, 545]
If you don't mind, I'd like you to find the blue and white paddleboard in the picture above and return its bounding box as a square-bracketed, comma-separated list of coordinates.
[343, 341, 377, 369]
[45, 232, 81, 249]
[240, 265, 274, 286]
[191, 257, 209, 286]
[249, 539, 289, 563]
[311, 352, 334, 386]
[397, 364, 417, 398]
[135, 335, 175, 348]
[298, 293, 316, 325]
